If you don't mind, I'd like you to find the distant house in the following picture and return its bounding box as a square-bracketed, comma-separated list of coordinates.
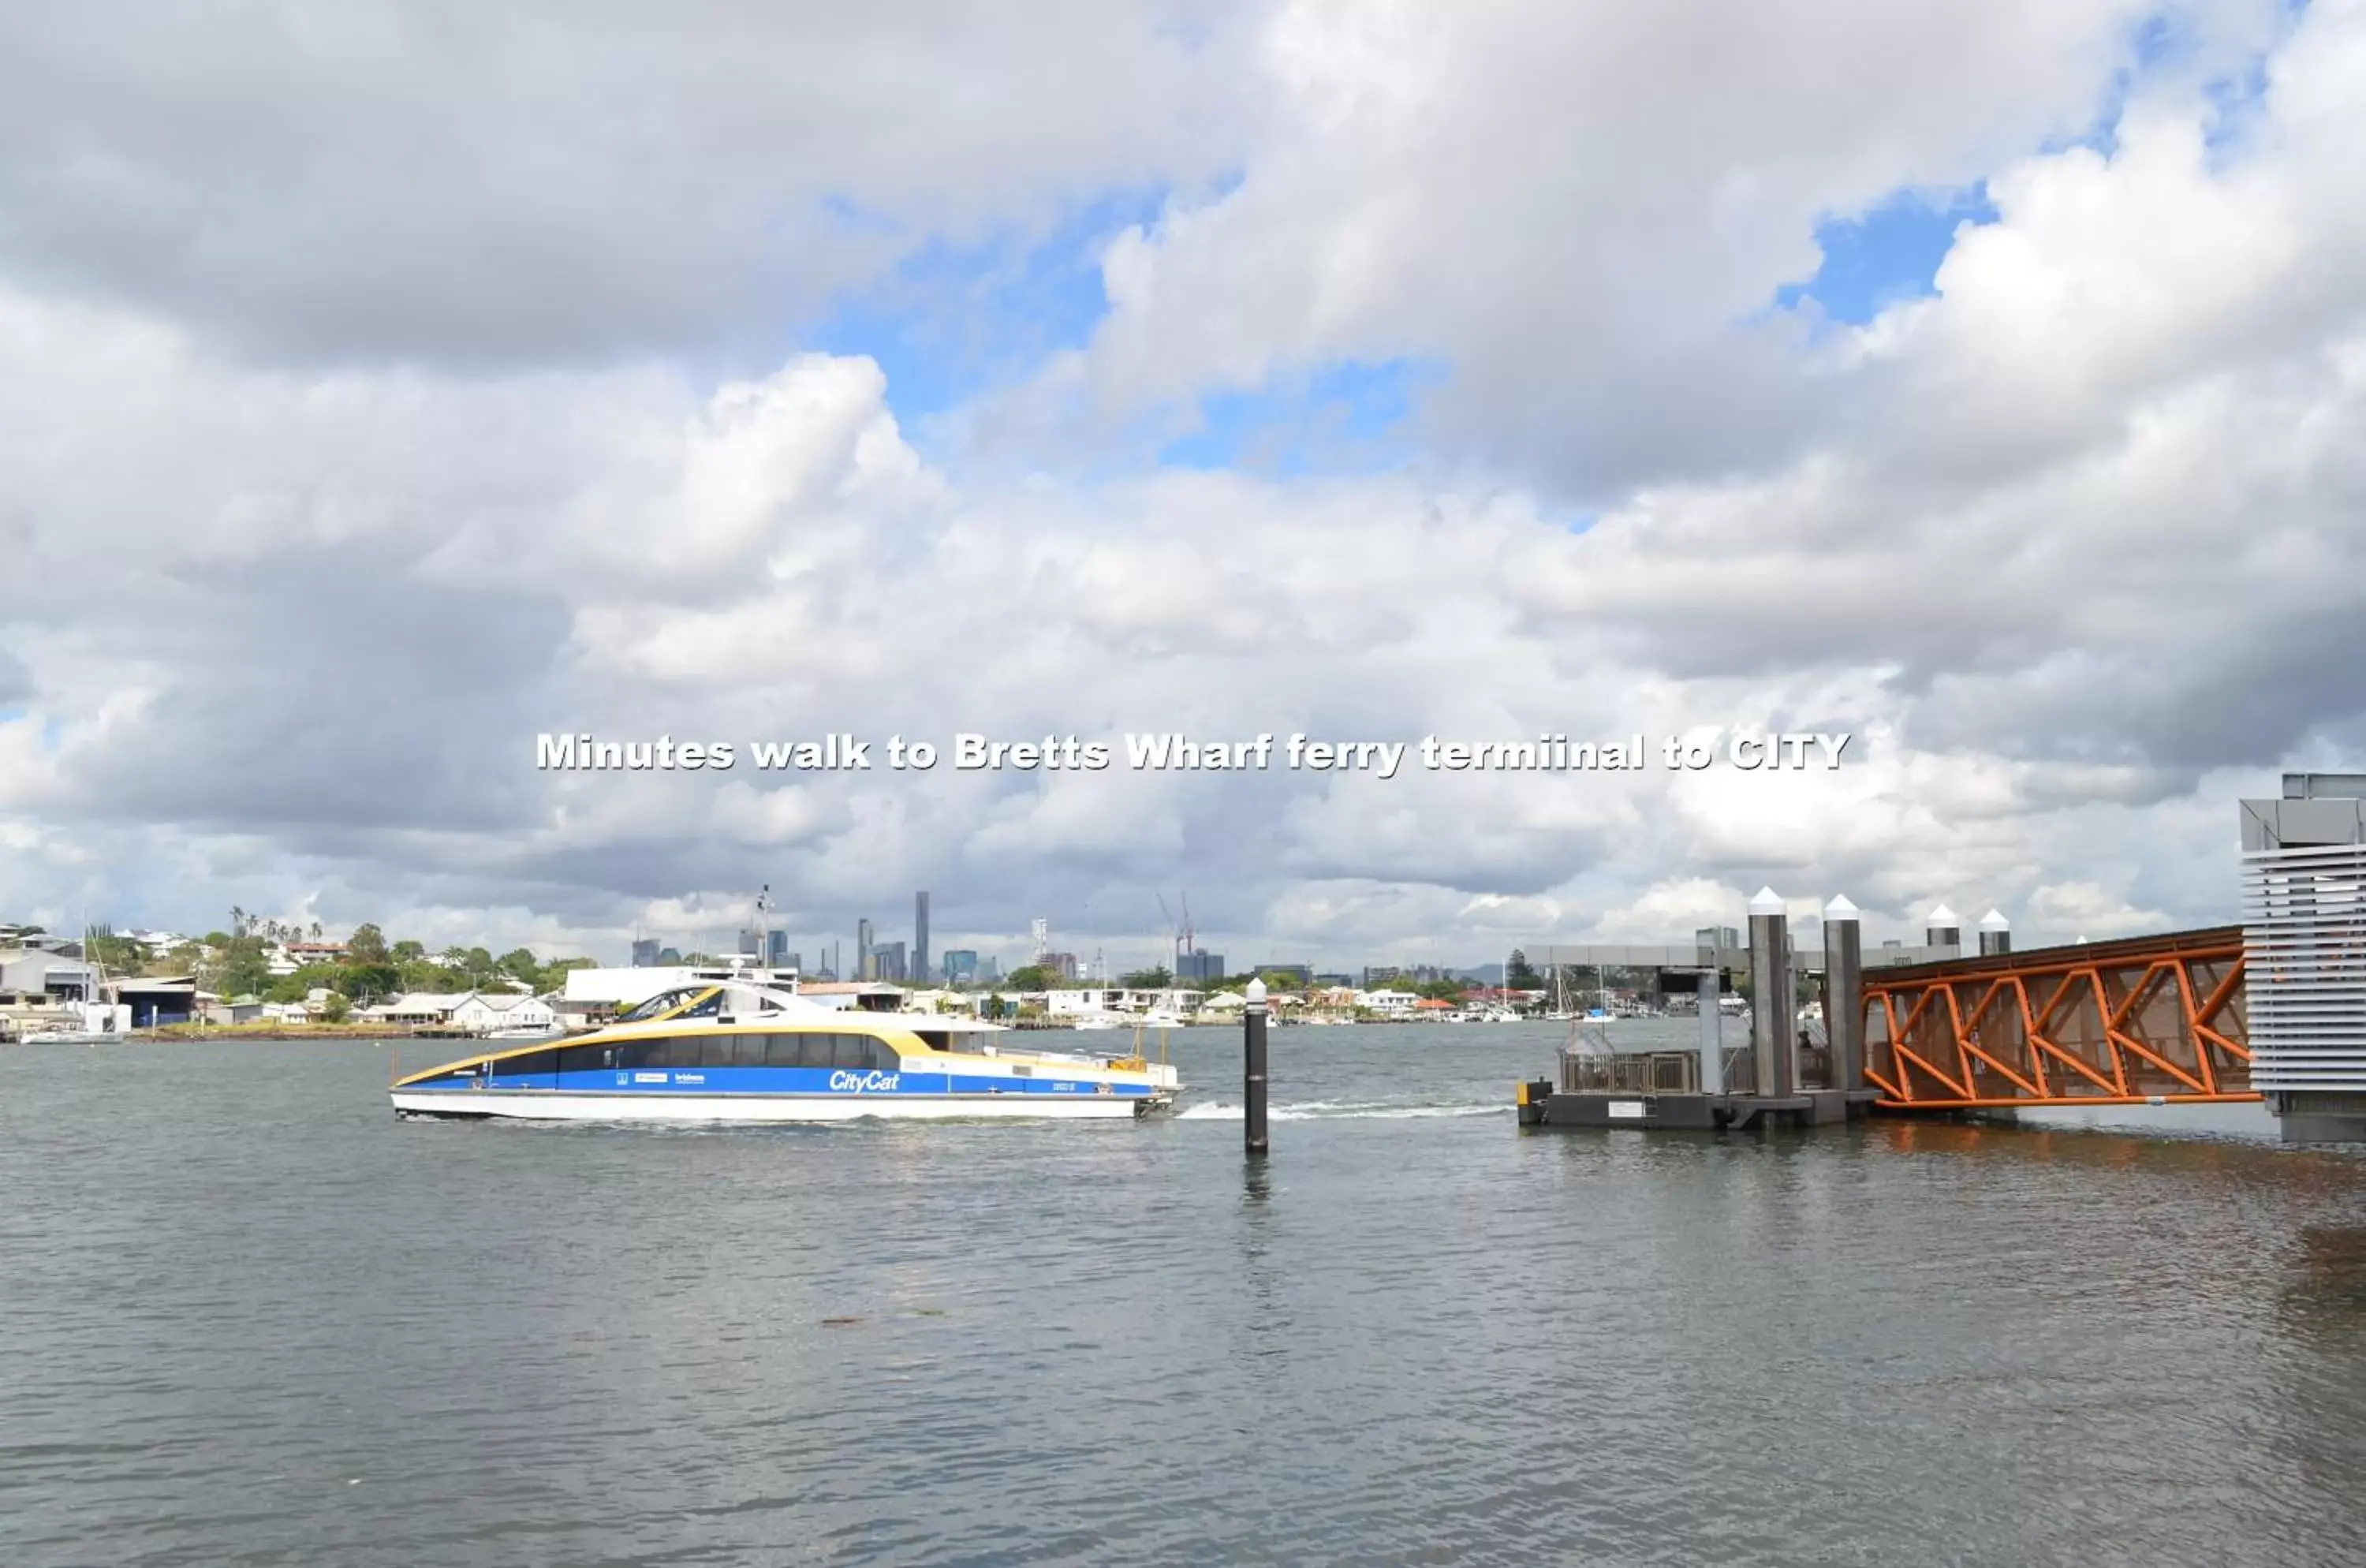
[364, 990, 557, 1035]
[265, 939, 349, 977]
[548, 995, 610, 1031]
[1047, 987, 1126, 1019]
[371, 991, 472, 1026]
[1357, 988, 1420, 1016]
[451, 993, 558, 1034]
[205, 994, 266, 1025]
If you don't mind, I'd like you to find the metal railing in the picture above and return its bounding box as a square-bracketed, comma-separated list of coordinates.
[1560, 1050, 1701, 1095]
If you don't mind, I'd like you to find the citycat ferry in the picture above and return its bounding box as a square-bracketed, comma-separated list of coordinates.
[388, 977, 1181, 1122]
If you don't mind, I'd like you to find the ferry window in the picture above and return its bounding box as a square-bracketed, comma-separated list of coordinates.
[618, 988, 692, 1024]
[830, 1034, 892, 1070]
[696, 1035, 762, 1069]
[555, 1045, 610, 1074]
[644, 1036, 695, 1069]
[676, 990, 724, 1019]
[765, 1032, 820, 1067]
[494, 1051, 558, 1078]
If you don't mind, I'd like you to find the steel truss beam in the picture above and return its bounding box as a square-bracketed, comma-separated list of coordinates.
[1861, 929, 2255, 1111]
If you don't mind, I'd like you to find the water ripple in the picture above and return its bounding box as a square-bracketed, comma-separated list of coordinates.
[3, 1029, 2364, 1566]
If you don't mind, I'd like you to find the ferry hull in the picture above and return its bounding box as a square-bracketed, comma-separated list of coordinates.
[390, 1090, 1158, 1122]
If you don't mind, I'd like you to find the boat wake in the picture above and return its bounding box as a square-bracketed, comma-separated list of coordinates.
[1174, 1099, 1501, 1122]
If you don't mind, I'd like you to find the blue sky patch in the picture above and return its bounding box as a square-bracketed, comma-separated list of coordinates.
[1158, 359, 1442, 476]
[1775, 186, 1997, 325]
[801, 186, 1173, 420]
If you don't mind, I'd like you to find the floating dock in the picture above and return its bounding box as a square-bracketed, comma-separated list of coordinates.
[1517, 889, 1881, 1134]
[1517, 1080, 1872, 1131]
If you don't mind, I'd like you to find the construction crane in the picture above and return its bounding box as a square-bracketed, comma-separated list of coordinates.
[1153, 893, 1200, 976]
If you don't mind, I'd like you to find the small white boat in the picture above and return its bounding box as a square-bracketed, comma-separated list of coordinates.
[16, 1000, 131, 1045]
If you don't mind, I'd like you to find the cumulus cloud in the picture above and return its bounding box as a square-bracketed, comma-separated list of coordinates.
[0, 2, 1260, 364]
[1078, 0, 2297, 488]
[2, 0, 2362, 970]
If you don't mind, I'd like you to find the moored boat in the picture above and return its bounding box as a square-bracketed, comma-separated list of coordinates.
[389, 978, 1181, 1122]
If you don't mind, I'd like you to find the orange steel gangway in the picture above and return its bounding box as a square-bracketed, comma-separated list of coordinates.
[1860, 926, 2256, 1111]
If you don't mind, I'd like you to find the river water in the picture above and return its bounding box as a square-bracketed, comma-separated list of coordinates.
[5, 1025, 2365, 1566]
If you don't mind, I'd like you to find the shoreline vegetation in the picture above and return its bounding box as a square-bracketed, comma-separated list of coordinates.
[9, 1013, 1543, 1045]
[19, 917, 1601, 1042]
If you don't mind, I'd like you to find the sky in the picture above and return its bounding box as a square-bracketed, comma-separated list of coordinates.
[2, 0, 2364, 972]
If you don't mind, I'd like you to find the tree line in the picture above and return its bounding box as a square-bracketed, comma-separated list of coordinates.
[86, 917, 592, 1009]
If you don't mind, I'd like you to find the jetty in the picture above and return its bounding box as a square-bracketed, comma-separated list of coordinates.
[1517, 775, 2366, 1143]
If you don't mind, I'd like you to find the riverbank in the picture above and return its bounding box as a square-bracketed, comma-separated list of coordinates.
[5, 1024, 480, 1043]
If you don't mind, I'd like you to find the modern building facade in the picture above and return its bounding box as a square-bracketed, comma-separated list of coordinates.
[2242, 773, 2366, 1141]
[1177, 949, 1226, 983]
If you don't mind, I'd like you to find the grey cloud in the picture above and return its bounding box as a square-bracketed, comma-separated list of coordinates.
[1078, 0, 2275, 495]
[5, 2, 2360, 964]
[43, 543, 571, 840]
[0, 2, 1258, 366]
